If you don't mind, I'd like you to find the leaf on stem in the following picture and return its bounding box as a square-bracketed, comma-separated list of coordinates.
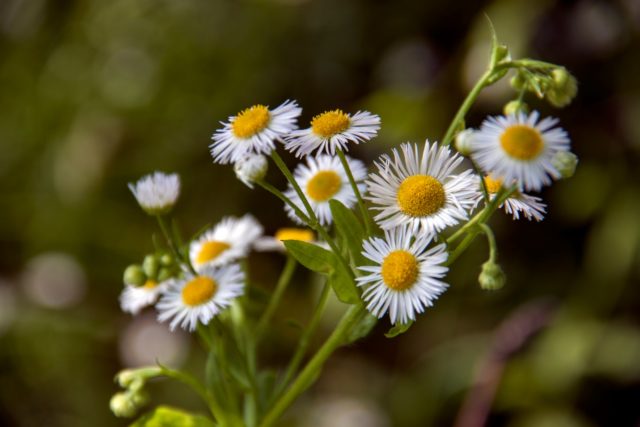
[385, 321, 414, 338]
[329, 199, 367, 266]
[346, 311, 378, 344]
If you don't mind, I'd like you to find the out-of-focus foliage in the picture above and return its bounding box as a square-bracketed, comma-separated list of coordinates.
[1, 0, 639, 426]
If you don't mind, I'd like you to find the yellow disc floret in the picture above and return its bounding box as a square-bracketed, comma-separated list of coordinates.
[143, 279, 158, 289]
[196, 241, 231, 265]
[500, 125, 544, 160]
[182, 276, 217, 306]
[232, 105, 271, 138]
[397, 175, 446, 217]
[381, 250, 419, 291]
[275, 228, 315, 242]
[311, 109, 351, 138]
[483, 175, 503, 194]
[306, 170, 342, 202]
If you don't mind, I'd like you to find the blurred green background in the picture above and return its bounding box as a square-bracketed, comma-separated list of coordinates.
[1, 0, 640, 426]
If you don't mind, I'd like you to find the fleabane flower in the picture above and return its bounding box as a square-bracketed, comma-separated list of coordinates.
[210, 100, 302, 164]
[234, 154, 268, 189]
[189, 215, 263, 272]
[366, 141, 479, 235]
[254, 228, 316, 252]
[128, 172, 180, 215]
[479, 175, 546, 221]
[470, 111, 570, 191]
[284, 109, 380, 157]
[119, 279, 169, 315]
[357, 225, 449, 325]
[156, 264, 244, 331]
[284, 154, 367, 226]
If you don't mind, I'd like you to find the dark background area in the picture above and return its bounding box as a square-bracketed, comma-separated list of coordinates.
[1, 0, 639, 426]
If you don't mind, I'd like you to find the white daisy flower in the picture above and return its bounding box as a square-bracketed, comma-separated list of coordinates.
[189, 214, 263, 272]
[234, 154, 268, 189]
[366, 141, 479, 235]
[119, 279, 169, 315]
[284, 154, 367, 226]
[210, 100, 302, 164]
[284, 109, 380, 157]
[357, 225, 449, 325]
[479, 175, 547, 221]
[253, 227, 316, 252]
[156, 264, 244, 332]
[470, 111, 570, 191]
[128, 172, 180, 215]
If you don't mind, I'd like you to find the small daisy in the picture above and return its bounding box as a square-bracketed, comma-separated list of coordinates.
[357, 225, 449, 325]
[366, 141, 479, 235]
[210, 100, 302, 164]
[128, 172, 180, 215]
[119, 279, 169, 315]
[234, 154, 268, 189]
[470, 111, 570, 191]
[479, 175, 547, 221]
[284, 109, 380, 157]
[156, 264, 244, 332]
[189, 215, 263, 272]
[254, 227, 316, 252]
[284, 154, 367, 226]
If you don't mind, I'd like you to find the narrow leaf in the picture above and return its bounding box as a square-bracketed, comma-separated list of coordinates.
[283, 240, 334, 274]
[328, 264, 360, 304]
[385, 321, 414, 338]
[329, 199, 367, 266]
[346, 311, 378, 344]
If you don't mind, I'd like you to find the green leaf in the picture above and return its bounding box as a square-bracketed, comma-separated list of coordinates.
[328, 263, 360, 304]
[283, 240, 334, 274]
[329, 199, 366, 266]
[385, 321, 414, 338]
[131, 406, 215, 427]
[346, 311, 378, 344]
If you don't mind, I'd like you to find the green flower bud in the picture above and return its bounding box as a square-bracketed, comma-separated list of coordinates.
[454, 129, 476, 156]
[157, 267, 174, 282]
[495, 44, 510, 63]
[551, 151, 578, 179]
[159, 253, 173, 267]
[479, 260, 506, 290]
[110, 392, 138, 418]
[546, 68, 578, 108]
[503, 100, 529, 116]
[510, 72, 527, 91]
[142, 255, 159, 279]
[123, 265, 146, 287]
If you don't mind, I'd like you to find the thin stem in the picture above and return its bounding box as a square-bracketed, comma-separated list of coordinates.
[276, 281, 331, 398]
[156, 215, 196, 275]
[479, 224, 498, 262]
[259, 304, 366, 427]
[255, 179, 310, 224]
[336, 149, 375, 236]
[159, 366, 224, 423]
[442, 70, 493, 146]
[257, 255, 298, 338]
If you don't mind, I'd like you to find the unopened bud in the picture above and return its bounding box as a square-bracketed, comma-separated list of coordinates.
[454, 129, 476, 156]
[234, 154, 268, 189]
[503, 100, 529, 116]
[123, 265, 146, 287]
[157, 267, 173, 282]
[142, 255, 159, 279]
[159, 253, 173, 267]
[479, 260, 506, 290]
[551, 151, 578, 179]
[510, 72, 527, 91]
[110, 392, 138, 418]
[546, 68, 578, 108]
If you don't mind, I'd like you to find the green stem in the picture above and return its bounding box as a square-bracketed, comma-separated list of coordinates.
[257, 255, 298, 339]
[156, 215, 196, 274]
[276, 281, 331, 398]
[479, 223, 498, 262]
[442, 69, 494, 146]
[259, 304, 366, 427]
[336, 149, 375, 236]
[255, 179, 310, 224]
[159, 366, 224, 423]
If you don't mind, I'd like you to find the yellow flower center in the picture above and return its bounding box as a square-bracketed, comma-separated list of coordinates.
[196, 241, 231, 265]
[397, 175, 446, 217]
[500, 125, 544, 160]
[275, 228, 315, 242]
[483, 175, 503, 194]
[381, 250, 419, 291]
[182, 276, 217, 306]
[143, 279, 158, 289]
[306, 170, 342, 202]
[232, 105, 271, 138]
[311, 109, 351, 138]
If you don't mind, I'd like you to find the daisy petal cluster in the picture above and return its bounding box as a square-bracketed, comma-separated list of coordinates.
[128, 172, 180, 215]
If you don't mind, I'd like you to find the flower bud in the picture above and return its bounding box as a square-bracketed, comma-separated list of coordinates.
[128, 172, 180, 215]
[159, 253, 173, 267]
[503, 100, 529, 116]
[551, 151, 578, 179]
[546, 68, 578, 108]
[142, 255, 159, 279]
[478, 260, 506, 290]
[234, 154, 268, 189]
[454, 129, 476, 156]
[510, 72, 527, 91]
[110, 392, 138, 418]
[123, 265, 146, 287]
[157, 267, 174, 282]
